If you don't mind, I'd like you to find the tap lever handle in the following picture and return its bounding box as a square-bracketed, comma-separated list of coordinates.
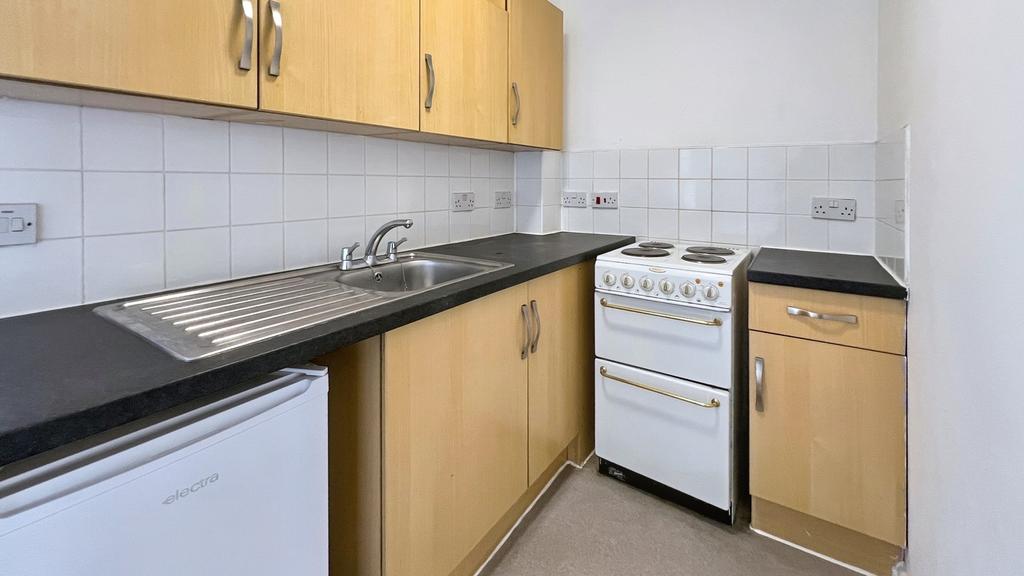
[386, 237, 408, 256]
[340, 241, 360, 261]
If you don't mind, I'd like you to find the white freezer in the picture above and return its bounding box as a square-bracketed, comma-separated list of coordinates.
[0, 368, 329, 576]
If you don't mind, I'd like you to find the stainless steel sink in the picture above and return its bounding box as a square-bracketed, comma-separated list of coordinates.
[330, 253, 508, 294]
[95, 252, 512, 362]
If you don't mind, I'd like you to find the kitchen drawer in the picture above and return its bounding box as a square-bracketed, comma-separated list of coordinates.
[749, 283, 906, 355]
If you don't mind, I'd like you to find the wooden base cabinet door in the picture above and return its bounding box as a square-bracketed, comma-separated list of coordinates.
[384, 285, 529, 576]
[749, 331, 907, 546]
[526, 264, 589, 483]
[258, 0, 419, 129]
[508, 0, 564, 149]
[421, 0, 508, 142]
[0, 1, 258, 107]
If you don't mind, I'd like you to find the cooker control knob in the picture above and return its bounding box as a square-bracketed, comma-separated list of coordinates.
[659, 279, 675, 294]
[621, 274, 635, 289]
[602, 272, 617, 287]
[681, 282, 697, 297]
[704, 285, 720, 300]
[640, 277, 654, 291]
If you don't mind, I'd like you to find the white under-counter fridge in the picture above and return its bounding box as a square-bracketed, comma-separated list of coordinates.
[0, 365, 329, 576]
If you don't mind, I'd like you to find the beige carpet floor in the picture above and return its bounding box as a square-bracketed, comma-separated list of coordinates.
[481, 459, 855, 576]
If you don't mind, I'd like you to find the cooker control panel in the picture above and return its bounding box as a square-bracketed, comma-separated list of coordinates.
[595, 262, 732, 309]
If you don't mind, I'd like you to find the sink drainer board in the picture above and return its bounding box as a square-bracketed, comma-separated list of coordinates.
[95, 254, 512, 362]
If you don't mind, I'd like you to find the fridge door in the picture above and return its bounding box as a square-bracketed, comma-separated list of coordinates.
[0, 370, 329, 576]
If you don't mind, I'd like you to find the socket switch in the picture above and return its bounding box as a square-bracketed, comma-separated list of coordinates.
[589, 192, 618, 209]
[811, 197, 857, 221]
[0, 203, 37, 246]
[494, 190, 513, 209]
[452, 192, 475, 211]
[561, 191, 587, 208]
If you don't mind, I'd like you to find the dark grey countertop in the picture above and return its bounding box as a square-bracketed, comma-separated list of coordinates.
[747, 248, 907, 299]
[0, 233, 633, 468]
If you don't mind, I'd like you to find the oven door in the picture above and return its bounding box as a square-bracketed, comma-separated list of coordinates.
[595, 291, 733, 388]
[595, 359, 731, 510]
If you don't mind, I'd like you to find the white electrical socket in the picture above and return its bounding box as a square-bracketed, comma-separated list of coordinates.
[452, 192, 475, 211]
[561, 191, 587, 208]
[811, 197, 857, 221]
[589, 192, 618, 209]
[494, 190, 513, 209]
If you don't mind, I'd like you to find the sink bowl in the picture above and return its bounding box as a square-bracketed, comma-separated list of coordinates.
[329, 252, 510, 294]
[95, 252, 512, 361]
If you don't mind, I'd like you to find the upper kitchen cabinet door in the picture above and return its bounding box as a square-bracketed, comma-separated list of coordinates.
[508, 0, 563, 149]
[421, 0, 508, 142]
[259, 0, 419, 129]
[749, 331, 907, 546]
[0, 0, 257, 107]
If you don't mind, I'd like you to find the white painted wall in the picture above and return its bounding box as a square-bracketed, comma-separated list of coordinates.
[555, 0, 879, 150]
[878, 2, 1024, 574]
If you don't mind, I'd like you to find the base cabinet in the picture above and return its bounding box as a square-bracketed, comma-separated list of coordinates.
[317, 263, 593, 576]
[748, 282, 907, 575]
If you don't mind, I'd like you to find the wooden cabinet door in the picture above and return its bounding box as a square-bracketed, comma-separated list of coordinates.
[421, 0, 508, 142]
[749, 331, 907, 546]
[0, 0, 257, 107]
[526, 264, 589, 483]
[508, 0, 563, 149]
[258, 0, 419, 129]
[384, 285, 529, 576]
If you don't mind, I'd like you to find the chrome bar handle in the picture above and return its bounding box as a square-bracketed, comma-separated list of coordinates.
[754, 357, 765, 413]
[529, 299, 541, 353]
[520, 304, 530, 360]
[238, 0, 254, 71]
[786, 306, 858, 325]
[511, 82, 521, 126]
[599, 298, 722, 327]
[600, 367, 720, 409]
[424, 53, 435, 110]
[268, 0, 283, 77]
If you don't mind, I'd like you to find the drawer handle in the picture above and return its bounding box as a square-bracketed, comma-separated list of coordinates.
[599, 366, 720, 409]
[786, 306, 858, 325]
[599, 298, 722, 326]
[238, 0, 255, 71]
[754, 356, 765, 412]
[520, 304, 530, 360]
[268, 0, 283, 77]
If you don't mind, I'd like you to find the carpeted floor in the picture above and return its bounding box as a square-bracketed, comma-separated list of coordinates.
[481, 459, 856, 576]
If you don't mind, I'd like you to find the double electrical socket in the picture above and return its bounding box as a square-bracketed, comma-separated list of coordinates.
[811, 197, 857, 221]
[561, 191, 619, 208]
[561, 191, 588, 207]
[452, 192, 475, 211]
[494, 190, 513, 209]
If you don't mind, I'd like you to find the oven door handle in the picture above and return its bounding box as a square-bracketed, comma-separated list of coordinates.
[599, 366, 720, 408]
[599, 298, 722, 326]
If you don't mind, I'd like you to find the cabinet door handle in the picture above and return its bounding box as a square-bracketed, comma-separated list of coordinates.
[529, 299, 541, 353]
[754, 356, 765, 412]
[424, 53, 435, 110]
[786, 306, 858, 325]
[520, 304, 530, 360]
[268, 0, 283, 77]
[238, 0, 255, 71]
[511, 81, 521, 126]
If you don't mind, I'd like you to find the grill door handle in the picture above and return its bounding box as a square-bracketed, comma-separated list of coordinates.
[599, 298, 722, 326]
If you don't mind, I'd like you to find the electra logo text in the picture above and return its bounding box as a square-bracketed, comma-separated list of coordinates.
[163, 473, 220, 505]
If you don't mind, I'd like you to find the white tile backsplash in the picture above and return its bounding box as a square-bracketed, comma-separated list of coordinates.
[534, 142, 878, 256]
[83, 108, 163, 171]
[0, 99, 519, 318]
[165, 116, 229, 173]
[83, 172, 164, 235]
